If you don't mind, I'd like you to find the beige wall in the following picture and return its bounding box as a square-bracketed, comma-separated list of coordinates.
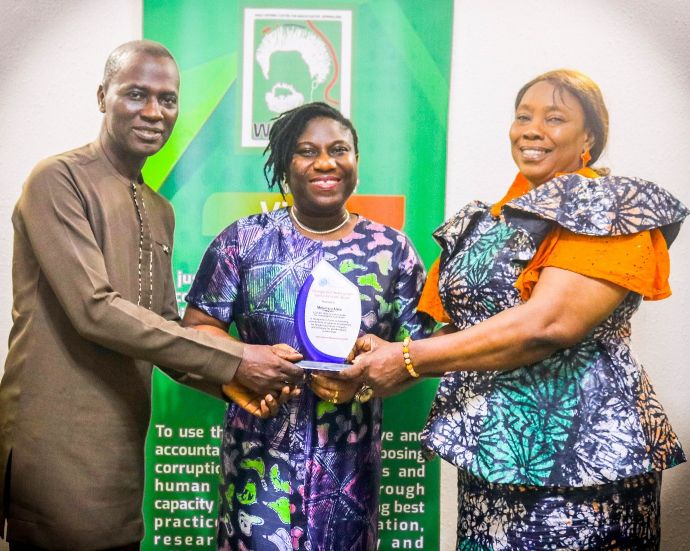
[1, 1, 688, 549]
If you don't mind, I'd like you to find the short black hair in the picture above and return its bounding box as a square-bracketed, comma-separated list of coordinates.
[263, 102, 358, 194]
[102, 40, 176, 90]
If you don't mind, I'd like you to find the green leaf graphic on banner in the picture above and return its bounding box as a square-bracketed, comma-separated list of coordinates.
[143, 54, 238, 191]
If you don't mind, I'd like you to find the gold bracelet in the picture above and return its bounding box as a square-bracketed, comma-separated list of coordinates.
[402, 336, 420, 378]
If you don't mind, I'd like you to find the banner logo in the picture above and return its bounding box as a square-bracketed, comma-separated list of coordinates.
[241, 8, 352, 147]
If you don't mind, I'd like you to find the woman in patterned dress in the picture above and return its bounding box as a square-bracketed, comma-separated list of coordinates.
[182, 102, 432, 551]
[342, 70, 688, 549]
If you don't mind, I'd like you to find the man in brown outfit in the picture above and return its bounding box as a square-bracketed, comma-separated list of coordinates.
[0, 40, 303, 551]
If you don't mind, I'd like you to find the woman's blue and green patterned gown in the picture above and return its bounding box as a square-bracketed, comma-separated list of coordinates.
[421, 174, 688, 550]
[187, 208, 431, 551]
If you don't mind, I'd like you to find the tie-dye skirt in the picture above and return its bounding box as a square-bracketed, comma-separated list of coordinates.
[456, 469, 661, 550]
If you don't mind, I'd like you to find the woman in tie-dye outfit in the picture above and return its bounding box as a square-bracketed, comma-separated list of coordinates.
[344, 71, 688, 549]
[183, 103, 432, 550]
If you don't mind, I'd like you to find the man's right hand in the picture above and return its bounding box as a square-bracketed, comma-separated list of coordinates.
[235, 343, 304, 395]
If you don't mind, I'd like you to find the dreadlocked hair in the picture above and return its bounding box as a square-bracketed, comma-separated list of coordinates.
[263, 102, 358, 195]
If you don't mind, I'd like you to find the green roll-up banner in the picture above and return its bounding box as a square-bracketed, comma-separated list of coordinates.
[142, 1, 452, 549]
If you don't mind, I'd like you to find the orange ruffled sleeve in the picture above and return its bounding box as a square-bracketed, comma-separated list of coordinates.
[418, 257, 451, 323]
[516, 227, 671, 302]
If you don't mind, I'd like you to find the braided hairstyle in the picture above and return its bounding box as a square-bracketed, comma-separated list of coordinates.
[263, 102, 358, 195]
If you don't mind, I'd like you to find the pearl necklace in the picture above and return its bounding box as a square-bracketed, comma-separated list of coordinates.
[290, 206, 350, 235]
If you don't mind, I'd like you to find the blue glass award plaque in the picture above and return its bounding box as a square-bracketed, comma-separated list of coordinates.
[295, 259, 361, 372]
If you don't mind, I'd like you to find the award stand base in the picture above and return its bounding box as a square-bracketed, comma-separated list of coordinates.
[297, 360, 349, 372]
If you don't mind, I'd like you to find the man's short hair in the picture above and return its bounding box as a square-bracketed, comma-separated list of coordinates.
[102, 40, 176, 89]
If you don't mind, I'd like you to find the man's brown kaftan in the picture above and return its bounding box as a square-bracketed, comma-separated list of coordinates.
[0, 142, 243, 549]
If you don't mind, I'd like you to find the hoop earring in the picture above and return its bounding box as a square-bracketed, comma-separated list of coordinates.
[580, 148, 591, 169]
[279, 178, 289, 196]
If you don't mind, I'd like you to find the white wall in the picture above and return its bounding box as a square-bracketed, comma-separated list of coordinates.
[0, 0, 141, 551]
[442, 1, 690, 549]
[0, 2, 140, 549]
[0, 0, 141, 359]
[1, 0, 688, 549]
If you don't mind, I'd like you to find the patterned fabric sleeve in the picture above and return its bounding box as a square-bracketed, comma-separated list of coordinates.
[516, 226, 672, 301]
[391, 233, 436, 340]
[504, 174, 690, 241]
[432, 201, 487, 257]
[502, 174, 689, 303]
[185, 224, 241, 324]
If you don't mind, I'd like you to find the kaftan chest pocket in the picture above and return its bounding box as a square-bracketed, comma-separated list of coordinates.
[152, 240, 170, 284]
[155, 240, 171, 256]
[153, 240, 172, 282]
[151, 239, 173, 304]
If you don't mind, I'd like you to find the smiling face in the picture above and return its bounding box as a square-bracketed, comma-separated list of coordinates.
[97, 51, 179, 177]
[510, 80, 593, 187]
[287, 116, 358, 216]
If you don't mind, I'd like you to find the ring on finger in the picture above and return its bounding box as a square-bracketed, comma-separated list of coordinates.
[354, 384, 374, 404]
[330, 389, 339, 404]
